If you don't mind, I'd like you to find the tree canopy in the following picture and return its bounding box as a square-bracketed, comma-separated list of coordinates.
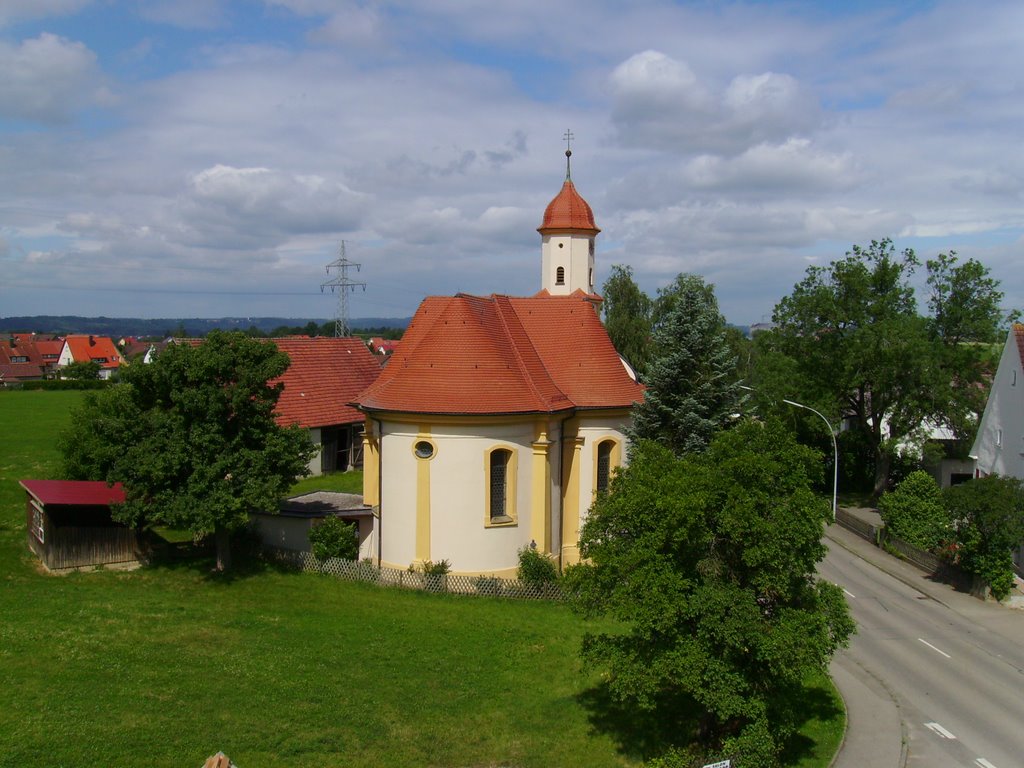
[60, 330, 316, 570]
[566, 418, 854, 767]
[630, 273, 743, 456]
[945, 475, 1024, 600]
[601, 264, 653, 378]
[767, 239, 1008, 496]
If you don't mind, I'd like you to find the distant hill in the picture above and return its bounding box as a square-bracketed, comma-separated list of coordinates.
[0, 316, 412, 338]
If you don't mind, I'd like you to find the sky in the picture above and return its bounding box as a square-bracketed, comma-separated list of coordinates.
[2, 0, 1022, 326]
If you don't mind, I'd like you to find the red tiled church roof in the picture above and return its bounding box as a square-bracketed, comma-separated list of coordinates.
[271, 337, 382, 429]
[537, 180, 600, 235]
[355, 293, 642, 415]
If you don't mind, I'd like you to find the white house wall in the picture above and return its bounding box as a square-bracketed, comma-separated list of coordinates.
[971, 330, 1024, 479]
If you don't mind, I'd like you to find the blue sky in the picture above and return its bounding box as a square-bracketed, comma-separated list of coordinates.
[2, 0, 1022, 324]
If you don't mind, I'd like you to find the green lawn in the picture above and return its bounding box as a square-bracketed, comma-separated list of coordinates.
[0, 390, 845, 767]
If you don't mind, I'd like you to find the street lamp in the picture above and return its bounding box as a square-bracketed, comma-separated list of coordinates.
[739, 386, 838, 521]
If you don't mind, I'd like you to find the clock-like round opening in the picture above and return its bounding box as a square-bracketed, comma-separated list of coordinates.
[414, 440, 434, 459]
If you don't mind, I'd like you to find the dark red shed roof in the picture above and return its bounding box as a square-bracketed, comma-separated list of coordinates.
[20, 479, 126, 506]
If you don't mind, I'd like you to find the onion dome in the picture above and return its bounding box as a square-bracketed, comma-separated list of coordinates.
[537, 148, 600, 235]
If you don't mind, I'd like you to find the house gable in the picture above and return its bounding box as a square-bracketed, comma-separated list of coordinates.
[970, 324, 1024, 478]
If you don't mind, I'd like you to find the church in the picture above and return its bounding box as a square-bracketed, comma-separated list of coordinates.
[355, 150, 644, 576]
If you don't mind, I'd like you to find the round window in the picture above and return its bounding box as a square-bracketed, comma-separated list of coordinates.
[414, 440, 434, 459]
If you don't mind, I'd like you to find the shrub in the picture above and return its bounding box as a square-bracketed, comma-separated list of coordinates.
[421, 559, 451, 575]
[517, 545, 558, 586]
[944, 475, 1024, 601]
[878, 471, 948, 550]
[308, 516, 358, 561]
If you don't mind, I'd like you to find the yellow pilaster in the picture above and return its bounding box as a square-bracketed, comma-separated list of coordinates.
[560, 434, 586, 566]
[530, 424, 551, 553]
[415, 426, 431, 563]
[362, 417, 380, 507]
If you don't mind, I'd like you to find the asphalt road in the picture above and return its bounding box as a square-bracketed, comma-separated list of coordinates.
[820, 526, 1024, 768]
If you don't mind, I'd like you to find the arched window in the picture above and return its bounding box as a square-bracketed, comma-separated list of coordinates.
[596, 440, 614, 494]
[486, 447, 516, 525]
[555, 266, 565, 286]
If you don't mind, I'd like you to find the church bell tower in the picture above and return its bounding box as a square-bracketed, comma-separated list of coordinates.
[538, 136, 600, 296]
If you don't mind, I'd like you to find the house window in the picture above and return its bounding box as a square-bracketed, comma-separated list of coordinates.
[596, 440, 614, 494]
[588, 239, 595, 256]
[486, 447, 516, 525]
[1013, 370, 1017, 386]
[30, 501, 44, 544]
[555, 266, 565, 286]
[10, 355, 28, 363]
[996, 429, 1003, 447]
[93, 357, 108, 364]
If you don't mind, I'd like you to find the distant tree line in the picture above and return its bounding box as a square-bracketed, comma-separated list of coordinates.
[0, 315, 411, 339]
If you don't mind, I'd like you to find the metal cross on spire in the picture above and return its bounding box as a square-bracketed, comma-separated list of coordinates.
[563, 129, 574, 180]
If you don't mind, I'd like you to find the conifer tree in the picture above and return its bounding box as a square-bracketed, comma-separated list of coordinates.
[630, 273, 743, 455]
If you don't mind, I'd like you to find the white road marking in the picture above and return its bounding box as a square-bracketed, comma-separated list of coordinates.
[918, 638, 951, 658]
[924, 722, 957, 739]
[975, 759, 998, 768]
[843, 588, 855, 598]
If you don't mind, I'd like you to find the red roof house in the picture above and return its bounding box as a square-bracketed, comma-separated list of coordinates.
[58, 335, 122, 379]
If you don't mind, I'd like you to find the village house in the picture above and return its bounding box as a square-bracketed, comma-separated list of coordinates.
[354, 153, 644, 576]
[969, 323, 1024, 572]
[57, 334, 122, 379]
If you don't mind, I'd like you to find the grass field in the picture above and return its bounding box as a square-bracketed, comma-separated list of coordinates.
[0, 390, 845, 767]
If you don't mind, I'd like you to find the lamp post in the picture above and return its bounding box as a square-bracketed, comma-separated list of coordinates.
[781, 399, 838, 522]
[739, 386, 838, 521]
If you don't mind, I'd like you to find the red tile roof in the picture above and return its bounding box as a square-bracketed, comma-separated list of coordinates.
[270, 337, 383, 428]
[20, 479, 126, 506]
[537, 180, 600, 235]
[63, 335, 121, 370]
[0, 339, 46, 380]
[355, 293, 643, 415]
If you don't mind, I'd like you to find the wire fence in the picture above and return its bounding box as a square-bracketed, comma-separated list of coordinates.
[266, 547, 564, 601]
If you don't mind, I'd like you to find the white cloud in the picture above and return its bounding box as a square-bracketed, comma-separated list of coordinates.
[176, 165, 370, 248]
[0, 33, 103, 122]
[682, 139, 858, 193]
[0, 0, 91, 27]
[609, 50, 820, 155]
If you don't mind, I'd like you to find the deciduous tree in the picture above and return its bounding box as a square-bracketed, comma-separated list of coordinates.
[770, 239, 1008, 496]
[59, 330, 316, 570]
[601, 264, 653, 377]
[566, 419, 854, 767]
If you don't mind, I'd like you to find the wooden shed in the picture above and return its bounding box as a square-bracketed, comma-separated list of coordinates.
[20, 479, 146, 571]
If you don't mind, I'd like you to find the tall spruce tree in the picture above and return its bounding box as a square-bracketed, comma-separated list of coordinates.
[630, 273, 743, 455]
